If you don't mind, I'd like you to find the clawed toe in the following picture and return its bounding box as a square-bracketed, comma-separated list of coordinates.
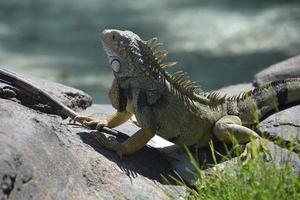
[93, 132, 121, 155]
[72, 116, 95, 124]
[71, 115, 106, 130]
[240, 138, 272, 165]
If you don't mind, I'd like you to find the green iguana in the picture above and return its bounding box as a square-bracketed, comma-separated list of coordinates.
[74, 29, 300, 162]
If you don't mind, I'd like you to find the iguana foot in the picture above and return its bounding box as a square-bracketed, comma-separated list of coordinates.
[72, 116, 108, 130]
[213, 115, 272, 165]
[240, 138, 271, 165]
[92, 128, 155, 156]
[93, 132, 123, 156]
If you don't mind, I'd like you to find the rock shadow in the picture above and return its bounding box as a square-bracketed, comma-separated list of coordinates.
[77, 130, 176, 185]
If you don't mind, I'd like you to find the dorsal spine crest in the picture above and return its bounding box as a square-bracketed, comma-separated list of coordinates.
[140, 38, 227, 109]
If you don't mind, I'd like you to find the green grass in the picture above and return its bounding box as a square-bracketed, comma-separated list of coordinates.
[162, 141, 300, 200]
[164, 102, 300, 200]
[179, 139, 300, 200]
[189, 159, 300, 200]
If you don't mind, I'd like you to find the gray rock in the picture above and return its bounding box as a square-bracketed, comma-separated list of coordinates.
[0, 99, 188, 199]
[254, 55, 300, 86]
[266, 140, 300, 173]
[0, 99, 186, 200]
[257, 105, 300, 143]
[0, 99, 92, 200]
[0, 69, 92, 110]
[0, 75, 187, 200]
[215, 83, 254, 96]
[0, 69, 93, 111]
[27, 76, 93, 111]
[205, 140, 300, 175]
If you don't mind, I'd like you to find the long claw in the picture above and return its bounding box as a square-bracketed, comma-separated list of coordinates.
[72, 116, 94, 124]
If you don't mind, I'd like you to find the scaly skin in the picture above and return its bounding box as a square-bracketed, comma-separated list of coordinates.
[74, 29, 300, 162]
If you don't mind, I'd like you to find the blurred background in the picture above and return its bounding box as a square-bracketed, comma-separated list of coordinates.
[0, 0, 299, 103]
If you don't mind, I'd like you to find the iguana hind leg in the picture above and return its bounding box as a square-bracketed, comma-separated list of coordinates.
[73, 111, 133, 129]
[94, 128, 155, 156]
[213, 115, 271, 164]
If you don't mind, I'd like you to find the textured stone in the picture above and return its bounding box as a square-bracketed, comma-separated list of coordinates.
[0, 99, 187, 200]
[30, 77, 92, 110]
[257, 105, 300, 143]
[254, 55, 300, 86]
[0, 76, 186, 200]
[206, 140, 300, 175]
[0, 99, 92, 200]
[215, 83, 254, 96]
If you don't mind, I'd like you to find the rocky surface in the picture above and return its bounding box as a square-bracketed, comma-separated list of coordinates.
[13, 72, 93, 111]
[254, 55, 300, 86]
[206, 140, 300, 176]
[0, 74, 186, 200]
[215, 83, 254, 96]
[257, 105, 300, 144]
[1, 58, 300, 199]
[0, 99, 91, 200]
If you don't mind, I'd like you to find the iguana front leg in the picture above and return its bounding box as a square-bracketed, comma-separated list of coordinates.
[213, 115, 271, 164]
[73, 111, 155, 155]
[74, 110, 132, 129]
[94, 128, 155, 156]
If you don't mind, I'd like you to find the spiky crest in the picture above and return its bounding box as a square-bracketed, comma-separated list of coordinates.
[146, 37, 162, 50]
[204, 78, 300, 107]
[205, 92, 227, 105]
[140, 37, 226, 110]
[161, 62, 177, 69]
[228, 78, 300, 103]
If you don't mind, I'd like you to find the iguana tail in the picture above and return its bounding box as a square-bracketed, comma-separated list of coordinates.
[226, 78, 300, 125]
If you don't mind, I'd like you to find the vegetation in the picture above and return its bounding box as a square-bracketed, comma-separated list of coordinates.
[180, 102, 300, 200]
[189, 159, 300, 200]
[164, 140, 300, 200]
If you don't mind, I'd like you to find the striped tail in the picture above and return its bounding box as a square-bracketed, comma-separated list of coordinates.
[226, 78, 300, 125]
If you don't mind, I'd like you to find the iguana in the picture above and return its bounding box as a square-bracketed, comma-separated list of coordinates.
[74, 29, 300, 162]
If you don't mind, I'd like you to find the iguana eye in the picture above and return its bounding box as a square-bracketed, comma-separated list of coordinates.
[110, 58, 121, 72]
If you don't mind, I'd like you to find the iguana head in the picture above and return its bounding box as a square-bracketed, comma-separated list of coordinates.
[101, 29, 147, 79]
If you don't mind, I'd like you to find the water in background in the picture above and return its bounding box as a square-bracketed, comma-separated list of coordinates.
[0, 0, 300, 103]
